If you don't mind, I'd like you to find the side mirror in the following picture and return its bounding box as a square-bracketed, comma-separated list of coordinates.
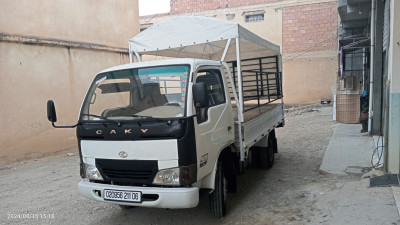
[193, 83, 208, 108]
[47, 100, 57, 122]
[46, 100, 78, 128]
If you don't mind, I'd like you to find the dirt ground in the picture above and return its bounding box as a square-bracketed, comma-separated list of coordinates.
[1, 106, 360, 225]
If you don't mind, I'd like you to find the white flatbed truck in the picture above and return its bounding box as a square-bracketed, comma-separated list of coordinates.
[47, 16, 284, 218]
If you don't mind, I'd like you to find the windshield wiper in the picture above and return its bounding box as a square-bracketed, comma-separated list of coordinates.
[81, 113, 122, 126]
[122, 115, 154, 119]
[119, 114, 171, 123]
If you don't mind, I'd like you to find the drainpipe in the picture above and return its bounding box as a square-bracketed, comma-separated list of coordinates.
[368, 0, 376, 133]
[363, 47, 366, 91]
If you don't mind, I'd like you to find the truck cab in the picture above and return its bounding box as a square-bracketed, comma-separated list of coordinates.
[76, 58, 235, 209]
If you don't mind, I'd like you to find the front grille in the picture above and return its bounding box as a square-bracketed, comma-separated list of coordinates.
[96, 159, 158, 184]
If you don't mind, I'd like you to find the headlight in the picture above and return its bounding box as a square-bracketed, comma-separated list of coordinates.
[153, 164, 197, 186]
[84, 163, 104, 181]
[153, 167, 180, 185]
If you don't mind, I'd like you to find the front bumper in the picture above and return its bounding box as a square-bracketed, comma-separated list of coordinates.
[78, 180, 199, 208]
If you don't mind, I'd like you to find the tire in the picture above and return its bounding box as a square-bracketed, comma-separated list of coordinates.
[258, 146, 274, 169]
[209, 161, 227, 218]
[258, 132, 277, 169]
[248, 148, 258, 168]
[226, 173, 237, 194]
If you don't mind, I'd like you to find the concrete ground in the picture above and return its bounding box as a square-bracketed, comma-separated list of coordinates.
[318, 121, 400, 225]
[320, 123, 374, 175]
[1, 106, 399, 225]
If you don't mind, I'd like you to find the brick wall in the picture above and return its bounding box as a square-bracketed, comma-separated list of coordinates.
[169, 0, 337, 53]
[170, 0, 280, 14]
[282, 2, 338, 53]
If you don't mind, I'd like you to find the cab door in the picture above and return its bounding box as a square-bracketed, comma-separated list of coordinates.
[193, 67, 234, 180]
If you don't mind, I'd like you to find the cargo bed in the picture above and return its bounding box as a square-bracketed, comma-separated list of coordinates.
[234, 103, 284, 150]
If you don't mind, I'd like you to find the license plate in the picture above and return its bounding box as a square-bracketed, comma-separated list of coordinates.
[104, 189, 142, 203]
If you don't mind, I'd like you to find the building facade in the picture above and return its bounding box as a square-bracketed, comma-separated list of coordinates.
[337, 0, 400, 173]
[0, 0, 139, 164]
[141, 0, 338, 104]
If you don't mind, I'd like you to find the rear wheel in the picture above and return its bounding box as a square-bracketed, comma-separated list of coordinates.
[258, 146, 274, 169]
[248, 148, 257, 168]
[209, 161, 227, 218]
[258, 131, 277, 169]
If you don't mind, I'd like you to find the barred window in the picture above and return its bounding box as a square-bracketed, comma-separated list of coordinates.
[245, 14, 264, 22]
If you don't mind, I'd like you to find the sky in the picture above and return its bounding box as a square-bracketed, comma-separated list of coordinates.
[138, 0, 170, 16]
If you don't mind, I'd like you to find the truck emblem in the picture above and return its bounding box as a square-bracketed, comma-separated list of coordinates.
[141, 129, 148, 134]
[96, 130, 102, 135]
[200, 153, 208, 168]
[110, 130, 117, 134]
[119, 151, 128, 158]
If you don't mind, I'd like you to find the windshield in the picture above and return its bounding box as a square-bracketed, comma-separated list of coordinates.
[80, 65, 190, 121]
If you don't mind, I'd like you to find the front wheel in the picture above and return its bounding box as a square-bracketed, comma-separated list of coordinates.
[209, 161, 227, 218]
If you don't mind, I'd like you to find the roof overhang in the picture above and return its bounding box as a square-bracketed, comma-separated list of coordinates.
[338, 0, 371, 29]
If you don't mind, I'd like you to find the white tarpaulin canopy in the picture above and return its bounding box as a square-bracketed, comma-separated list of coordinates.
[129, 16, 280, 62]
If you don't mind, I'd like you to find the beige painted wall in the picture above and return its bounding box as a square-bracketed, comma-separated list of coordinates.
[0, 0, 139, 164]
[282, 51, 337, 104]
[212, 7, 282, 47]
[0, 42, 130, 164]
[0, 0, 139, 48]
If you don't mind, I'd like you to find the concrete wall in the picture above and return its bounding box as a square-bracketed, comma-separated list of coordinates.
[283, 51, 337, 103]
[0, 0, 139, 165]
[141, 0, 338, 104]
[0, 0, 138, 48]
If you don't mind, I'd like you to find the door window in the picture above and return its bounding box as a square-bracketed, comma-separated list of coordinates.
[195, 69, 226, 123]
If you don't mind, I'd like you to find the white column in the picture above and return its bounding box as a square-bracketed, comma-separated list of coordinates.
[368, 0, 376, 133]
[387, 0, 400, 173]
